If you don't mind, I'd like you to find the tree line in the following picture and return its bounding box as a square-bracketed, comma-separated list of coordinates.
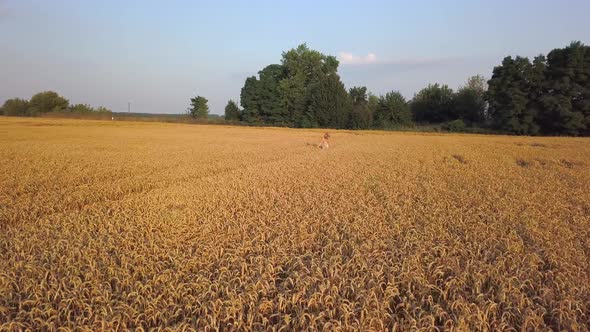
[1, 91, 112, 116]
[3, 42, 588, 136]
[218, 42, 589, 135]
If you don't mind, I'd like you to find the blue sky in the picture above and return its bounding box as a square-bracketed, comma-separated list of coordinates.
[1, 0, 589, 115]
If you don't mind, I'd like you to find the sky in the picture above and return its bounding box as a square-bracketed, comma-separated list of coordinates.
[1, 0, 589, 115]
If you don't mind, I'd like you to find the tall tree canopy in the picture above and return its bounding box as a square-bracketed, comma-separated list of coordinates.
[240, 77, 261, 123]
[308, 73, 351, 128]
[1, 98, 30, 116]
[411, 84, 456, 123]
[538, 42, 590, 135]
[348, 86, 372, 129]
[454, 75, 487, 125]
[486, 56, 539, 134]
[28, 91, 69, 114]
[189, 96, 209, 119]
[224, 100, 240, 121]
[240, 44, 350, 128]
[374, 91, 412, 128]
[257, 64, 287, 125]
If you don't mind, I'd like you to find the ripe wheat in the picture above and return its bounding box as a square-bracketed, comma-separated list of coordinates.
[1, 117, 589, 331]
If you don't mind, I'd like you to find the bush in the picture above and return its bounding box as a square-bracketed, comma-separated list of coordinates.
[95, 106, 112, 113]
[1, 98, 31, 116]
[69, 104, 95, 113]
[443, 119, 467, 132]
[29, 91, 69, 114]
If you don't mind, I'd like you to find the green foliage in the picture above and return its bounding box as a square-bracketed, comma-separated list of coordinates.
[240, 43, 349, 128]
[411, 84, 456, 123]
[189, 96, 209, 119]
[279, 44, 341, 127]
[348, 86, 372, 129]
[308, 73, 351, 128]
[374, 91, 412, 128]
[28, 91, 69, 115]
[486, 56, 539, 135]
[258, 64, 287, 125]
[1, 98, 30, 116]
[485, 41, 590, 135]
[538, 42, 590, 135]
[240, 77, 261, 123]
[224, 100, 240, 121]
[95, 106, 112, 114]
[69, 104, 95, 113]
[67, 104, 112, 114]
[442, 119, 467, 132]
[454, 75, 487, 125]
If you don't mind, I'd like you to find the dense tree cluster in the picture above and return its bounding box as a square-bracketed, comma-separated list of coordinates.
[229, 42, 590, 135]
[233, 44, 419, 130]
[229, 44, 489, 130]
[224, 100, 240, 121]
[488, 42, 590, 135]
[3, 42, 588, 136]
[1, 91, 112, 116]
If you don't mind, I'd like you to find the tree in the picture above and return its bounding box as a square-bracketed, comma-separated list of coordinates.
[257, 64, 287, 125]
[308, 73, 351, 129]
[189, 96, 209, 119]
[95, 106, 112, 114]
[69, 104, 95, 113]
[454, 75, 487, 125]
[28, 91, 69, 114]
[1, 98, 30, 116]
[487, 56, 539, 134]
[411, 84, 455, 123]
[279, 44, 340, 127]
[239, 43, 346, 128]
[538, 42, 590, 135]
[374, 91, 412, 128]
[368, 93, 379, 126]
[240, 76, 261, 123]
[224, 100, 240, 121]
[348, 86, 372, 129]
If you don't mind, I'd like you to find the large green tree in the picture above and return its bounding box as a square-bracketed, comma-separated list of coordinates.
[1, 98, 30, 116]
[240, 43, 348, 128]
[538, 42, 590, 135]
[348, 86, 372, 129]
[308, 73, 351, 128]
[189, 96, 209, 119]
[487, 56, 539, 134]
[257, 64, 287, 125]
[454, 75, 487, 125]
[411, 84, 456, 123]
[28, 91, 69, 114]
[374, 91, 412, 128]
[367, 93, 379, 126]
[224, 100, 240, 121]
[279, 44, 340, 127]
[240, 76, 261, 123]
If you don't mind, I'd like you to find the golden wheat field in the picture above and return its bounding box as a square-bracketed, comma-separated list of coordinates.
[1, 116, 589, 331]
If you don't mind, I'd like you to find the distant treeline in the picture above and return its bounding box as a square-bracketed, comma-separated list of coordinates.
[220, 42, 589, 136]
[3, 42, 589, 136]
[0, 91, 112, 117]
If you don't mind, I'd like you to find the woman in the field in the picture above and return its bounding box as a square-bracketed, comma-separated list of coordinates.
[318, 132, 330, 149]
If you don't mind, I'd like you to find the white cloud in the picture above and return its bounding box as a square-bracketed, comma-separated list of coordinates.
[338, 52, 462, 67]
[338, 52, 378, 65]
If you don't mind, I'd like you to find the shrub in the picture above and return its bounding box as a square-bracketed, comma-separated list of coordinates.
[443, 119, 467, 132]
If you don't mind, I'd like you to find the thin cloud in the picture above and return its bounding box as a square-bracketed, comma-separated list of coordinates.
[338, 52, 377, 65]
[339, 52, 461, 67]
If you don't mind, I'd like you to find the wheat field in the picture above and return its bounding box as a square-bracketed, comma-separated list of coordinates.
[1, 117, 589, 331]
